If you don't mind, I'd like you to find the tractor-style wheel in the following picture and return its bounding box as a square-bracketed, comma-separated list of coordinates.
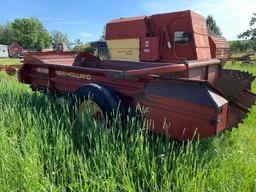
[73, 83, 123, 123]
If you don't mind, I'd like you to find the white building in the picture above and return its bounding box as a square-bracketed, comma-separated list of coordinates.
[0, 44, 9, 58]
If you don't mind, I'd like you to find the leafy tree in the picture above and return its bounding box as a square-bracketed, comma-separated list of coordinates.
[238, 13, 256, 40]
[238, 13, 256, 52]
[229, 40, 255, 53]
[51, 30, 71, 50]
[0, 23, 15, 45]
[206, 15, 222, 36]
[73, 39, 84, 51]
[83, 47, 95, 54]
[12, 17, 52, 50]
[74, 38, 82, 45]
[99, 26, 106, 41]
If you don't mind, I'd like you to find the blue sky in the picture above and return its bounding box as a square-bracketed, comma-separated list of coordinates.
[0, 0, 255, 43]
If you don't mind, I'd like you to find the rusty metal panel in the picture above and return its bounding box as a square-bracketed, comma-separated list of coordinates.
[150, 10, 196, 62]
[106, 10, 213, 62]
[213, 69, 255, 99]
[190, 11, 208, 35]
[106, 16, 147, 40]
[209, 36, 230, 59]
[136, 79, 228, 140]
[140, 37, 160, 61]
[149, 10, 212, 62]
[190, 12, 211, 59]
[18, 41, 255, 141]
[194, 34, 211, 59]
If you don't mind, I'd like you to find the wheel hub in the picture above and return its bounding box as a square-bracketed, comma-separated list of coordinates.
[79, 100, 104, 121]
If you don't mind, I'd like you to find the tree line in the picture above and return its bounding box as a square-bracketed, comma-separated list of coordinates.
[207, 13, 256, 53]
[234, 12, 256, 53]
[229, 40, 256, 53]
[0, 17, 81, 50]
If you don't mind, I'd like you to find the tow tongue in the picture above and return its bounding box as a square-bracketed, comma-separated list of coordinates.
[213, 69, 256, 128]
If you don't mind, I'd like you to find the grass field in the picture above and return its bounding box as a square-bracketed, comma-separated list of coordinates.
[0, 58, 22, 65]
[0, 61, 255, 191]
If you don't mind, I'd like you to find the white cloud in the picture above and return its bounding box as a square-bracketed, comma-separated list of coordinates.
[141, 0, 256, 40]
[81, 32, 94, 38]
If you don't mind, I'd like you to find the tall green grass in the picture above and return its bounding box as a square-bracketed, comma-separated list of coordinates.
[0, 58, 22, 65]
[0, 62, 256, 191]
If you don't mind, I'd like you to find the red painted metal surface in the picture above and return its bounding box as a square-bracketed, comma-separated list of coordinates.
[106, 10, 211, 62]
[140, 37, 160, 61]
[138, 95, 228, 140]
[105, 16, 147, 40]
[125, 64, 187, 76]
[18, 59, 225, 140]
[17, 9, 256, 141]
[209, 36, 230, 60]
[18, 50, 256, 141]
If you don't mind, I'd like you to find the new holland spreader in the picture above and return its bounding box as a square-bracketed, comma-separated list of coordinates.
[18, 10, 256, 141]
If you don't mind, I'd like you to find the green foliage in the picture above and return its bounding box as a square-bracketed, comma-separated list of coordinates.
[0, 23, 15, 45]
[229, 40, 256, 53]
[0, 18, 72, 50]
[206, 15, 222, 36]
[0, 62, 255, 191]
[100, 26, 106, 41]
[72, 39, 83, 51]
[11, 17, 52, 50]
[83, 47, 95, 53]
[0, 58, 21, 65]
[238, 13, 256, 40]
[51, 30, 71, 50]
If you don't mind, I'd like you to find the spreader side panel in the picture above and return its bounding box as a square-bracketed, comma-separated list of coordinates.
[136, 80, 228, 140]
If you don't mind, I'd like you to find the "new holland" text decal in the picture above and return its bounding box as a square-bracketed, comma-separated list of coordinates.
[55, 70, 92, 80]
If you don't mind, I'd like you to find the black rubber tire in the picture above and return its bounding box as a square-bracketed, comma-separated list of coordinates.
[103, 86, 126, 119]
[73, 83, 123, 121]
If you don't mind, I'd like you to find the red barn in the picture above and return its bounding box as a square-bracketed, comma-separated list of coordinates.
[8, 42, 24, 58]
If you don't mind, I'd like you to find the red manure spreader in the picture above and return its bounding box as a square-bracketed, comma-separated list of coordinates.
[18, 10, 256, 141]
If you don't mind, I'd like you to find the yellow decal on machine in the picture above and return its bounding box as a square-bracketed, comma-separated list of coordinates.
[55, 70, 91, 80]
